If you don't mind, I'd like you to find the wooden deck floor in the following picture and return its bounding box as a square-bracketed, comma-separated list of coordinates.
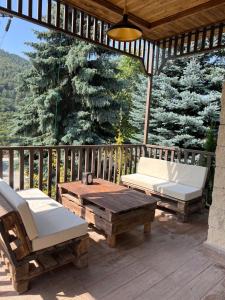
[1, 210, 225, 300]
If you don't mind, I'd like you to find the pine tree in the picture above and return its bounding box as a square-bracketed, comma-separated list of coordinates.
[130, 74, 147, 143]
[13, 30, 122, 145]
[148, 57, 222, 149]
[116, 56, 146, 143]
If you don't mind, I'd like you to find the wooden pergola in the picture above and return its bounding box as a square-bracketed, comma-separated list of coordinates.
[1, 0, 225, 144]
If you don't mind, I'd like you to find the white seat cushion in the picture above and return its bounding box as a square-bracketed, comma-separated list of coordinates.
[156, 182, 202, 201]
[121, 173, 169, 190]
[32, 207, 88, 251]
[137, 157, 208, 189]
[18, 188, 62, 213]
[121, 173, 202, 201]
[0, 179, 38, 240]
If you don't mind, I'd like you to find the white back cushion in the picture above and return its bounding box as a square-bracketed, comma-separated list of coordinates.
[137, 157, 208, 189]
[0, 179, 38, 240]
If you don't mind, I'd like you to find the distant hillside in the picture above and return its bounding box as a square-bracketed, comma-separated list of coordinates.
[0, 50, 30, 145]
[0, 49, 29, 112]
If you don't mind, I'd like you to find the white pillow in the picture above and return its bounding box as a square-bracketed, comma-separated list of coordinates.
[0, 178, 38, 240]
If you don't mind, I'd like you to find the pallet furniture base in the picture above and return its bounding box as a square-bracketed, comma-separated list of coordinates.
[58, 179, 157, 247]
[0, 194, 89, 294]
[123, 182, 203, 222]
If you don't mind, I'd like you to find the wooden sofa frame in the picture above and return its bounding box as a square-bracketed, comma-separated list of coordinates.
[122, 182, 204, 222]
[0, 194, 89, 294]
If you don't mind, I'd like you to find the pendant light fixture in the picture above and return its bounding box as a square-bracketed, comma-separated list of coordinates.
[107, 0, 143, 42]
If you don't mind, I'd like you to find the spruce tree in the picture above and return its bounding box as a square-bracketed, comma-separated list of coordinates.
[13, 30, 122, 145]
[148, 57, 222, 149]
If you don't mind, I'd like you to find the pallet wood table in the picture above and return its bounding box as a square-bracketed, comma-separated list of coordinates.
[58, 179, 157, 247]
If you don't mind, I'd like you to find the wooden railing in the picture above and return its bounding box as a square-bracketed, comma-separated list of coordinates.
[0, 144, 145, 199]
[145, 145, 215, 168]
[0, 144, 215, 202]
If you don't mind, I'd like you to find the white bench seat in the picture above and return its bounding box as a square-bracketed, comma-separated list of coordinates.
[121, 157, 208, 221]
[156, 182, 202, 201]
[121, 173, 169, 191]
[0, 180, 88, 252]
[121, 174, 202, 201]
[31, 206, 88, 251]
[17, 188, 88, 251]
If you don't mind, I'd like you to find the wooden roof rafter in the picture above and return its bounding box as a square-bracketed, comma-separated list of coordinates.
[0, 0, 154, 75]
[0, 0, 225, 75]
[155, 21, 225, 74]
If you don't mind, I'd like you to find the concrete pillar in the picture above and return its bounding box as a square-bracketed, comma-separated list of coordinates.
[206, 82, 225, 252]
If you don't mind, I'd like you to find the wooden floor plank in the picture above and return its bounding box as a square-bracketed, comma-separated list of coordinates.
[1, 211, 224, 300]
[167, 265, 225, 300]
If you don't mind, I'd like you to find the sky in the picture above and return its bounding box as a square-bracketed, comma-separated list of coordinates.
[0, 15, 43, 59]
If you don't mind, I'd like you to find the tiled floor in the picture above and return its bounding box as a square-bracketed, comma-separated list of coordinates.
[1, 210, 225, 300]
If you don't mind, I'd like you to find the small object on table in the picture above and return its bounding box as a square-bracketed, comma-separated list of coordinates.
[82, 172, 93, 185]
[58, 179, 157, 247]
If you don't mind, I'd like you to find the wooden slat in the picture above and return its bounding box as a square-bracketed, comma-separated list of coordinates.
[29, 149, 34, 188]
[19, 149, 24, 190]
[47, 149, 52, 197]
[47, 0, 51, 24]
[79, 11, 84, 36]
[63, 148, 68, 182]
[28, 0, 32, 18]
[149, 0, 225, 30]
[201, 27, 207, 50]
[86, 15, 91, 38]
[56, 149, 60, 184]
[0, 150, 3, 179]
[108, 148, 113, 181]
[72, 8, 77, 33]
[71, 150, 76, 181]
[56, 0, 60, 28]
[217, 23, 224, 46]
[18, 0, 22, 14]
[84, 148, 90, 173]
[209, 25, 215, 48]
[64, 3, 69, 31]
[7, 0, 11, 10]
[78, 148, 83, 180]
[194, 30, 200, 52]
[187, 32, 192, 53]
[103, 149, 107, 180]
[97, 148, 102, 178]
[38, 149, 43, 190]
[55, 149, 60, 202]
[38, 0, 42, 21]
[91, 148, 96, 176]
[8, 150, 14, 188]
[113, 147, 118, 183]
[124, 147, 128, 175]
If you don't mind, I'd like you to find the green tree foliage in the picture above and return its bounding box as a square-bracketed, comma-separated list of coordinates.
[149, 57, 223, 149]
[13, 30, 123, 145]
[0, 49, 29, 145]
[116, 56, 147, 143]
[127, 52, 224, 150]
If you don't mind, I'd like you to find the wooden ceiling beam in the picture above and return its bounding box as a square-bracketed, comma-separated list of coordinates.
[149, 0, 225, 29]
[76, 0, 151, 28]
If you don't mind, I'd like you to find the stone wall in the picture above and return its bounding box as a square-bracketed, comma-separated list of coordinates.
[207, 82, 225, 251]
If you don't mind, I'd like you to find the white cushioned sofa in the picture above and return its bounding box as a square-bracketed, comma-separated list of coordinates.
[121, 157, 208, 221]
[0, 178, 88, 293]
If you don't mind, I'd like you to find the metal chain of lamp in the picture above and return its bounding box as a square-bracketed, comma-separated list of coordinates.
[107, 0, 143, 42]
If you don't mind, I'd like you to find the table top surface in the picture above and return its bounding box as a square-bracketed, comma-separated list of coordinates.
[59, 179, 157, 213]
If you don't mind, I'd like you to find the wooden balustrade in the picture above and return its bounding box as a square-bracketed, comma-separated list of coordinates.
[145, 144, 215, 168]
[0, 144, 215, 202]
[0, 144, 144, 199]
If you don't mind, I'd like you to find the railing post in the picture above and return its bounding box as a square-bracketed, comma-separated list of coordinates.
[144, 43, 155, 144]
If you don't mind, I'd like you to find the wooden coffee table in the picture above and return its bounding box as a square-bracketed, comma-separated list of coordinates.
[58, 179, 157, 247]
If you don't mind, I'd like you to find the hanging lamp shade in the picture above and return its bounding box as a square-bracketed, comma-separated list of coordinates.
[107, 1, 142, 42]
